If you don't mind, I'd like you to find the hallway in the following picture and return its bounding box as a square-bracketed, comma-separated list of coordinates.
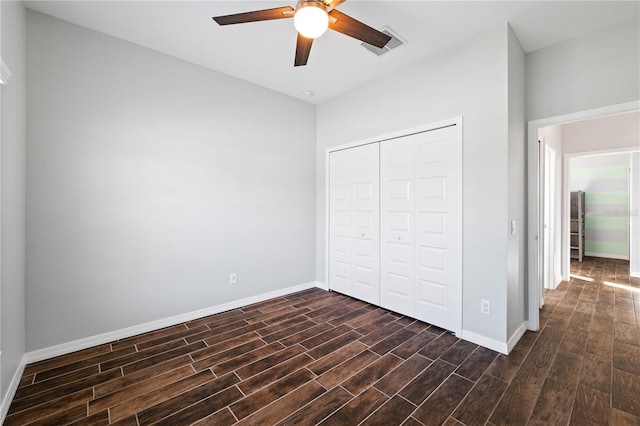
[492, 256, 640, 424]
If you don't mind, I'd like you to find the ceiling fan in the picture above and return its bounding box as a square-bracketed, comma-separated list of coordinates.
[212, 0, 392, 66]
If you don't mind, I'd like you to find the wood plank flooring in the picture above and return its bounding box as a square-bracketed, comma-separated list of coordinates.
[7, 257, 640, 425]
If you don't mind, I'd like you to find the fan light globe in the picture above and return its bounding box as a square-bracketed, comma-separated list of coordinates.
[294, 1, 329, 39]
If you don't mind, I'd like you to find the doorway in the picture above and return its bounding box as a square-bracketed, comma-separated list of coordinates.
[527, 101, 640, 331]
[568, 151, 632, 263]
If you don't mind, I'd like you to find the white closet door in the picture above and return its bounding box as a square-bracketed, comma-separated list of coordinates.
[380, 137, 415, 317]
[329, 144, 380, 304]
[329, 149, 352, 296]
[413, 126, 461, 332]
[380, 125, 461, 333]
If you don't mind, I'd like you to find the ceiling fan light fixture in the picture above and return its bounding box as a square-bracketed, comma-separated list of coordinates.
[294, 1, 329, 39]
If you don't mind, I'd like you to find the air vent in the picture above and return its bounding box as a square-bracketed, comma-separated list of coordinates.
[361, 26, 405, 56]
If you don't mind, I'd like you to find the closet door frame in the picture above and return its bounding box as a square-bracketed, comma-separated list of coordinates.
[325, 117, 463, 335]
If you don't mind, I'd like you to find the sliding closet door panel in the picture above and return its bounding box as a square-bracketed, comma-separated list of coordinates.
[352, 145, 380, 304]
[380, 125, 461, 333]
[414, 126, 461, 332]
[329, 150, 353, 296]
[380, 138, 415, 317]
[329, 144, 380, 305]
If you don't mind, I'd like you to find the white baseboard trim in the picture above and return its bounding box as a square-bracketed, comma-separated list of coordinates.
[315, 281, 329, 291]
[26, 281, 320, 364]
[507, 322, 528, 353]
[460, 330, 508, 355]
[631, 271, 640, 278]
[0, 354, 27, 424]
[585, 252, 629, 261]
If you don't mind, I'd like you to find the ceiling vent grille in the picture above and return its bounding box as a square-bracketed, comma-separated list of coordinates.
[361, 26, 405, 56]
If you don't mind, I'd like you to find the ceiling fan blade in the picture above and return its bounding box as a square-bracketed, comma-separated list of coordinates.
[295, 33, 314, 67]
[213, 6, 294, 26]
[328, 9, 391, 48]
[323, 0, 346, 10]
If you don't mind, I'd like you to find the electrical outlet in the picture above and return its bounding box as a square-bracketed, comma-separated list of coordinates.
[230, 273, 237, 284]
[481, 299, 491, 315]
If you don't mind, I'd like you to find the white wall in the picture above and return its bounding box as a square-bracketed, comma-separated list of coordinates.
[527, 17, 640, 121]
[26, 11, 317, 351]
[1, 0, 26, 410]
[562, 111, 640, 154]
[317, 24, 517, 347]
[506, 27, 526, 339]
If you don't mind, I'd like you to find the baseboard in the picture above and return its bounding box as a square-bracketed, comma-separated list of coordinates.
[26, 281, 320, 364]
[0, 354, 27, 424]
[507, 322, 528, 353]
[460, 330, 508, 355]
[553, 275, 563, 290]
[585, 252, 629, 261]
[315, 281, 329, 291]
[631, 271, 640, 278]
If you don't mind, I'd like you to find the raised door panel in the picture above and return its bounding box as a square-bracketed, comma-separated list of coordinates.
[380, 138, 415, 317]
[329, 149, 353, 295]
[351, 144, 380, 305]
[413, 126, 461, 333]
[329, 144, 380, 304]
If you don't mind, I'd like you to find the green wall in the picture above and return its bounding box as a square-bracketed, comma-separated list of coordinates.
[570, 155, 630, 259]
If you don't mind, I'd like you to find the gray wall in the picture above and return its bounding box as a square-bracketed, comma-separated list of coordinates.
[317, 25, 518, 345]
[527, 17, 640, 121]
[1, 0, 27, 403]
[26, 11, 317, 351]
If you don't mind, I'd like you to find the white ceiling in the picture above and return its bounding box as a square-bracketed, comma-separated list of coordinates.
[24, 1, 640, 104]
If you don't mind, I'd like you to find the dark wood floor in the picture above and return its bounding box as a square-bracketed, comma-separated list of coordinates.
[6, 257, 640, 425]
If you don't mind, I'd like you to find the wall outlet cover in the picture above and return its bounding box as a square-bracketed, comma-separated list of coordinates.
[480, 299, 491, 315]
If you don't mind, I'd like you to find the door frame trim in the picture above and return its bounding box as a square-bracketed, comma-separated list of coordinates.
[526, 101, 640, 331]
